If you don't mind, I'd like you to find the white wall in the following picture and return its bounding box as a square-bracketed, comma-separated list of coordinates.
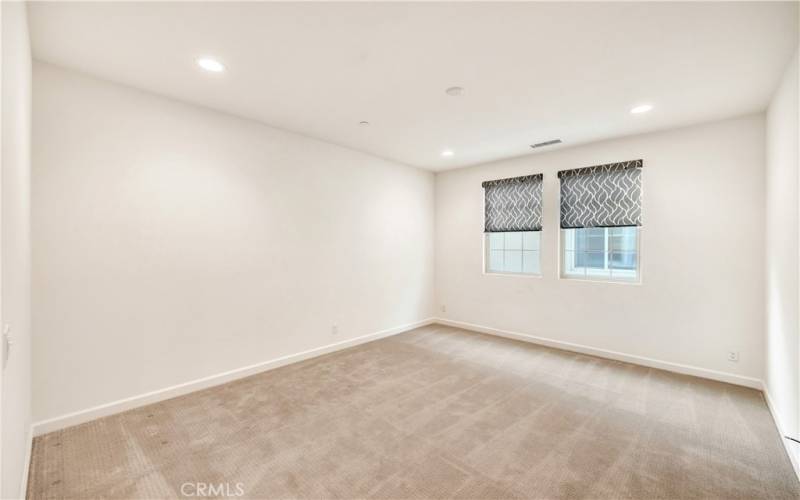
[31, 63, 435, 423]
[1, 1, 32, 498]
[765, 48, 800, 470]
[436, 115, 766, 385]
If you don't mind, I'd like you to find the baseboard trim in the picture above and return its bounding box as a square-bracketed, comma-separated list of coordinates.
[19, 424, 33, 499]
[434, 318, 762, 389]
[32, 317, 435, 436]
[763, 387, 800, 482]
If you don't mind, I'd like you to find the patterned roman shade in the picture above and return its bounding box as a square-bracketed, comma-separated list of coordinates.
[482, 174, 543, 232]
[558, 159, 642, 229]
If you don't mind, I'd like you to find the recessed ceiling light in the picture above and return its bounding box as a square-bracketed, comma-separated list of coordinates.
[196, 57, 225, 73]
[445, 86, 464, 96]
[630, 104, 653, 114]
[441, 150, 454, 157]
[359, 121, 370, 126]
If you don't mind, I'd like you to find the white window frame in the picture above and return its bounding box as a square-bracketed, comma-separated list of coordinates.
[483, 231, 542, 277]
[560, 227, 641, 283]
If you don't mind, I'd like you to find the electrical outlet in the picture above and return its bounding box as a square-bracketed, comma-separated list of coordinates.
[727, 351, 739, 362]
[2, 324, 12, 370]
[441, 305, 446, 313]
[331, 324, 339, 336]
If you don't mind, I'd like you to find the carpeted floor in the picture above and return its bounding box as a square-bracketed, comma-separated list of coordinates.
[27, 324, 800, 499]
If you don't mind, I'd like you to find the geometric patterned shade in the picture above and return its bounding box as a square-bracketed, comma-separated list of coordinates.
[482, 174, 543, 232]
[558, 159, 642, 229]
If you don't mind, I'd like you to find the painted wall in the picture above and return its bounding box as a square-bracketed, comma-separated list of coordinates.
[435, 115, 766, 385]
[765, 47, 800, 470]
[1, 2, 32, 498]
[31, 63, 435, 423]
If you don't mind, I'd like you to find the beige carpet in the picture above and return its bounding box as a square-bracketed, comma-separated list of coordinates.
[28, 324, 800, 499]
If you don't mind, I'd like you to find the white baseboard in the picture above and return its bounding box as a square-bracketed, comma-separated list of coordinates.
[434, 318, 762, 389]
[763, 387, 800, 482]
[19, 425, 33, 500]
[26, 316, 797, 484]
[32, 318, 435, 436]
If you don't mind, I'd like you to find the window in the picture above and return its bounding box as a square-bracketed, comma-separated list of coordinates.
[482, 173, 543, 276]
[486, 231, 540, 275]
[561, 227, 639, 281]
[558, 159, 643, 283]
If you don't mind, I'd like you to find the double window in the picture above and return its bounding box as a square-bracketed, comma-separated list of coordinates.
[482, 159, 643, 282]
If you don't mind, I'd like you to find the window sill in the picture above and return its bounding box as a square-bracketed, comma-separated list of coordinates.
[560, 273, 641, 285]
[484, 271, 542, 279]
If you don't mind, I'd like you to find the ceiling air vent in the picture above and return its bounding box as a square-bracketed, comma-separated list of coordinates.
[530, 139, 562, 149]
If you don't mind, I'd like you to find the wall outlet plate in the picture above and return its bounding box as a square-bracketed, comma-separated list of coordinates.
[331, 324, 339, 336]
[2, 324, 12, 370]
[727, 351, 739, 362]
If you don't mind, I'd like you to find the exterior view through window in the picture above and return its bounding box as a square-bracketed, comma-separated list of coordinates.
[561, 226, 639, 281]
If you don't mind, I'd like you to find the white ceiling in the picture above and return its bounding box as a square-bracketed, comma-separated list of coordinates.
[28, 2, 799, 171]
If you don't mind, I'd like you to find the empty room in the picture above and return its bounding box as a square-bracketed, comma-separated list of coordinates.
[2, 1, 800, 499]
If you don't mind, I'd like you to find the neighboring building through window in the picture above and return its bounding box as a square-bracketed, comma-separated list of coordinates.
[561, 227, 639, 281]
